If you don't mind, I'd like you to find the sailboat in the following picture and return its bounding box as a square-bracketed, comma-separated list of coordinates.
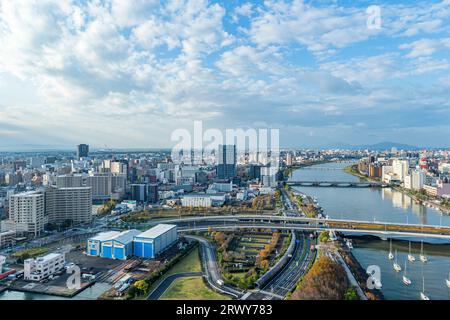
[420, 276, 430, 300]
[393, 250, 402, 272]
[408, 242, 415, 262]
[388, 238, 394, 260]
[419, 241, 428, 263]
[446, 270, 450, 288]
[402, 260, 411, 286]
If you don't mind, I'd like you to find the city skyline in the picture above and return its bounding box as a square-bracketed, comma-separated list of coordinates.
[1, 0, 450, 149]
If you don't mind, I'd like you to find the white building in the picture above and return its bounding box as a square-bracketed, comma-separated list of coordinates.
[210, 181, 233, 192]
[411, 169, 426, 190]
[9, 191, 45, 236]
[260, 167, 277, 187]
[24, 252, 65, 281]
[392, 159, 409, 182]
[0, 230, 15, 249]
[181, 194, 212, 207]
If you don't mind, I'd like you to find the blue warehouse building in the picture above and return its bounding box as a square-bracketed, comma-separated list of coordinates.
[100, 229, 141, 260]
[134, 224, 178, 259]
[87, 231, 121, 257]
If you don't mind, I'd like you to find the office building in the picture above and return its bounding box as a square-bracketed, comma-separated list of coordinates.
[131, 183, 159, 203]
[77, 144, 89, 159]
[217, 145, 236, 180]
[24, 252, 65, 281]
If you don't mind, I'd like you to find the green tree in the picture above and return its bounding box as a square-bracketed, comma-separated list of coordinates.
[319, 231, 329, 243]
[133, 280, 149, 295]
[344, 287, 358, 300]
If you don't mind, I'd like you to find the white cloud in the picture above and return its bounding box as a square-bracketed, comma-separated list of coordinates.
[399, 38, 450, 58]
[1, 0, 450, 148]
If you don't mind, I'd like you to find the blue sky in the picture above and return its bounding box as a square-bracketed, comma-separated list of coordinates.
[0, 0, 449, 150]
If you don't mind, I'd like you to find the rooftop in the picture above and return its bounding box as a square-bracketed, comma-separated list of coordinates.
[36, 252, 63, 262]
[135, 224, 177, 239]
[90, 231, 121, 242]
[111, 229, 141, 244]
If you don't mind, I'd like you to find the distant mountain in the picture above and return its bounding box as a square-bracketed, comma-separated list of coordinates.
[355, 142, 421, 151]
[326, 141, 421, 151]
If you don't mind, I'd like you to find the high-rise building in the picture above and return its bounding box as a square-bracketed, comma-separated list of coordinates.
[56, 174, 85, 188]
[411, 169, 426, 190]
[146, 184, 159, 203]
[217, 145, 236, 180]
[392, 159, 409, 182]
[9, 191, 45, 236]
[286, 152, 293, 166]
[131, 184, 146, 202]
[45, 186, 92, 225]
[77, 144, 89, 159]
[87, 173, 126, 200]
[131, 183, 159, 203]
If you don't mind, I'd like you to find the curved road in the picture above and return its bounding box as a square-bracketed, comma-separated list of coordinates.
[185, 235, 244, 299]
[147, 272, 202, 300]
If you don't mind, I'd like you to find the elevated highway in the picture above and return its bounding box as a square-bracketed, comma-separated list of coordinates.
[147, 214, 450, 239]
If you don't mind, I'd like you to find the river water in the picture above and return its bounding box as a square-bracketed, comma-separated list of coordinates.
[291, 162, 450, 300]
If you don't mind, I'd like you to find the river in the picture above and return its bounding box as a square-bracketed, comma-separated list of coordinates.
[291, 161, 450, 300]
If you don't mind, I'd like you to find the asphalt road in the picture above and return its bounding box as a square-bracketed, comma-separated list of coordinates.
[248, 188, 315, 300]
[147, 272, 202, 300]
[261, 232, 313, 298]
[185, 235, 244, 299]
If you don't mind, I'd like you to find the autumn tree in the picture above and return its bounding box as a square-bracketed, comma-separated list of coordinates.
[291, 256, 348, 300]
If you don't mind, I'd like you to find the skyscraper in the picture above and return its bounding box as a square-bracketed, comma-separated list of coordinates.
[217, 145, 236, 180]
[77, 144, 89, 159]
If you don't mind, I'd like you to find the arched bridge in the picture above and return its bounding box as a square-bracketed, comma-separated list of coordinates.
[286, 181, 385, 188]
[148, 214, 450, 239]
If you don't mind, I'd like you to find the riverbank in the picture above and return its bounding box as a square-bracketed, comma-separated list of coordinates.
[343, 164, 380, 183]
[344, 164, 450, 215]
[9, 278, 95, 298]
[392, 186, 450, 215]
[338, 242, 384, 300]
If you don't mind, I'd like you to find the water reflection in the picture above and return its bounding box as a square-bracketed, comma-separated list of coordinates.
[291, 162, 450, 300]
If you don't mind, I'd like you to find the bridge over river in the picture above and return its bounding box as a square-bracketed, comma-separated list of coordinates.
[286, 181, 386, 188]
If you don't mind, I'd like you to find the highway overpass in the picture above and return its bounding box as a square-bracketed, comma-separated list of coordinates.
[146, 214, 450, 239]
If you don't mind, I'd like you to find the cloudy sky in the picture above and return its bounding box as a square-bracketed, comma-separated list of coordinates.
[0, 0, 450, 150]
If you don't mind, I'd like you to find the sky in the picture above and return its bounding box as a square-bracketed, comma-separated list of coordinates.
[0, 0, 450, 150]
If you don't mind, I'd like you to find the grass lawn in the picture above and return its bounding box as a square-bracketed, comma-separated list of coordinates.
[167, 246, 202, 274]
[160, 276, 230, 300]
[146, 246, 202, 296]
